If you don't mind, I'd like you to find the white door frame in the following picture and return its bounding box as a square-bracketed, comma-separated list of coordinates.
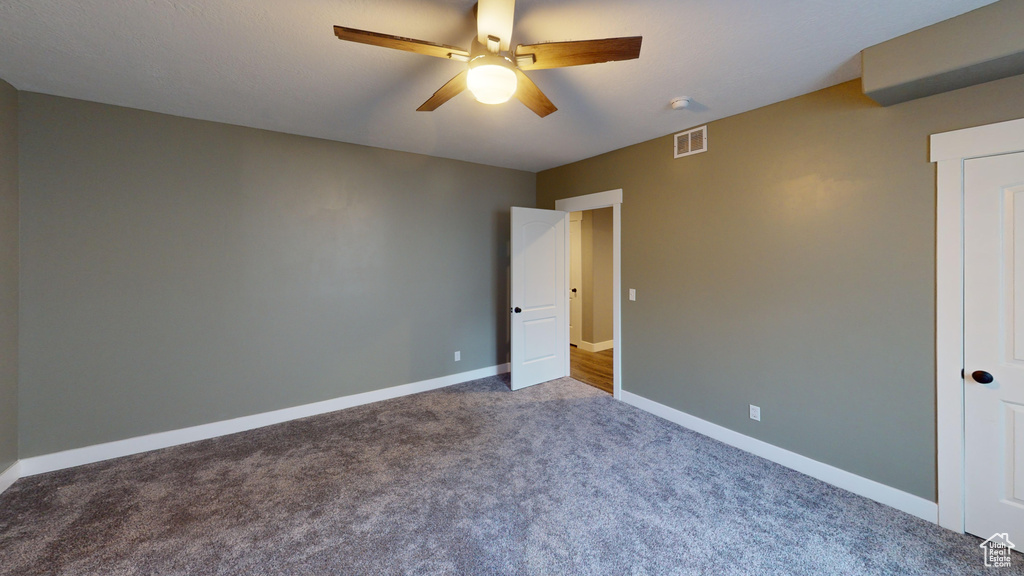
[569, 212, 583, 347]
[932, 116, 1024, 531]
[555, 189, 623, 399]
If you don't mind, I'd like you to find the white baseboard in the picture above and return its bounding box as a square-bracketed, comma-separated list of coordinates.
[620, 391, 939, 524]
[0, 461, 20, 495]
[19, 364, 509, 477]
[578, 339, 614, 353]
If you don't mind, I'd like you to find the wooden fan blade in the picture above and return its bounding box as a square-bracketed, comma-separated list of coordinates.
[515, 36, 642, 70]
[334, 26, 470, 60]
[514, 70, 556, 118]
[417, 70, 469, 111]
[476, 0, 515, 52]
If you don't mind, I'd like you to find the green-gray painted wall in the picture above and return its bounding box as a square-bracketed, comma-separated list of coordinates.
[537, 75, 1024, 501]
[0, 79, 18, 473]
[18, 93, 534, 457]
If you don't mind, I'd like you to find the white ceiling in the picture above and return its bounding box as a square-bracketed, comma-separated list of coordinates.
[0, 0, 998, 172]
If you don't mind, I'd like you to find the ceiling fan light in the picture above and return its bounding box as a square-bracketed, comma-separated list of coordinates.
[467, 56, 518, 104]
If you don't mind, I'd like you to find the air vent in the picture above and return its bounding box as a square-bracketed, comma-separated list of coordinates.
[674, 125, 708, 158]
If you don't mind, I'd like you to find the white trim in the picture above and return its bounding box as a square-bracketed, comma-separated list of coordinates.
[556, 189, 622, 212]
[612, 202, 622, 401]
[577, 339, 614, 353]
[555, 190, 623, 400]
[931, 117, 1024, 162]
[19, 364, 509, 477]
[935, 157, 967, 531]
[564, 211, 571, 379]
[932, 116, 1024, 532]
[621, 391, 938, 522]
[0, 461, 20, 495]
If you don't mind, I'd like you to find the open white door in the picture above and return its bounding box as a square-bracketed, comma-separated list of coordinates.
[510, 207, 568, 390]
[964, 151, 1024, 544]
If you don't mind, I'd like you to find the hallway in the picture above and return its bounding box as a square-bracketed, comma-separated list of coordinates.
[570, 346, 613, 394]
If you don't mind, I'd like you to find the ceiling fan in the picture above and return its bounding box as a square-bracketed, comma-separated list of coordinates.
[333, 0, 642, 118]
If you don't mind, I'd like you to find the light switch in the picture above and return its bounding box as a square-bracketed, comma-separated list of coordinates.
[629, 288, 636, 301]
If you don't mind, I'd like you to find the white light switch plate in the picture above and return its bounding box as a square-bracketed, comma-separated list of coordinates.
[629, 289, 636, 301]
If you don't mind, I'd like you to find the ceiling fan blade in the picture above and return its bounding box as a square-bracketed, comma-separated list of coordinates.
[417, 70, 469, 111]
[334, 26, 470, 60]
[515, 36, 642, 70]
[477, 0, 515, 52]
[514, 70, 556, 118]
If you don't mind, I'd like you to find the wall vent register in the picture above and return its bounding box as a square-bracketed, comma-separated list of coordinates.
[674, 125, 707, 158]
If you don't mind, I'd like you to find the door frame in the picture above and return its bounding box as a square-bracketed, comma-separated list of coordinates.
[569, 212, 583, 347]
[555, 189, 623, 399]
[932, 116, 1024, 532]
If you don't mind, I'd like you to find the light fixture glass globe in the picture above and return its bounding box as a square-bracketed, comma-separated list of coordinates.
[467, 56, 518, 105]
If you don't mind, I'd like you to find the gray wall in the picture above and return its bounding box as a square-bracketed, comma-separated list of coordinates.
[581, 208, 613, 344]
[537, 74, 1024, 501]
[0, 79, 18, 472]
[18, 93, 534, 457]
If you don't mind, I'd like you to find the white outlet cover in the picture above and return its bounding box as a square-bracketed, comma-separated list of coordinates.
[749, 405, 761, 421]
[454, 351, 461, 361]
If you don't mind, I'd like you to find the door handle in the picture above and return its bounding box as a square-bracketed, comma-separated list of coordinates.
[511, 307, 522, 314]
[972, 370, 994, 384]
[571, 288, 577, 293]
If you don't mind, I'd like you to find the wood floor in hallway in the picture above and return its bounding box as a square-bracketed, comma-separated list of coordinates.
[570, 346, 613, 394]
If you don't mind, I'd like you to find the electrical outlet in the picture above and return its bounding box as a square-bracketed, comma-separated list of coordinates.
[749, 404, 761, 421]
[629, 288, 636, 301]
[454, 351, 461, 362]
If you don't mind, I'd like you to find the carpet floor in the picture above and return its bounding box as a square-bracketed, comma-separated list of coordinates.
[0, 375, 1019, 575]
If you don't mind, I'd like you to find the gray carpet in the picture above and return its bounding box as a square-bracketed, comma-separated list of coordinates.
[0, 375, 1019, 575]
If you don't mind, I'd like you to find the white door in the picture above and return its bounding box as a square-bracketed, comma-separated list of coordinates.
[964, 151, 1024, 544]
[510, 207, 568, 390]
[570, 212, 583, 346]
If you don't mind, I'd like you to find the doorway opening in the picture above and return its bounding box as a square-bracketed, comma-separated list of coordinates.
[569, 208, 614, 394]
[554, 189, 622, 399]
